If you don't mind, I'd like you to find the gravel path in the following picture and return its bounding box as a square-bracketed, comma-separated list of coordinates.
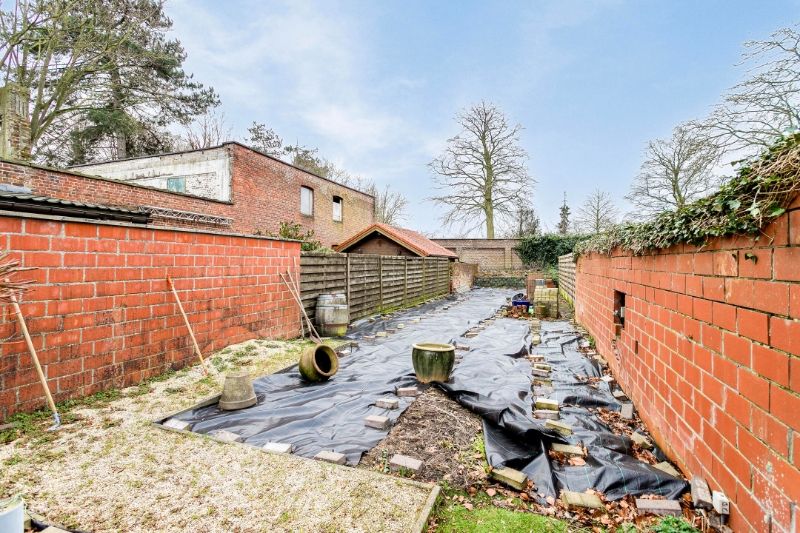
[0, 339, 435, 532]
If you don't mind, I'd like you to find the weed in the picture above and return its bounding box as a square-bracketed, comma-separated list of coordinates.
[650, 516, 699, 533]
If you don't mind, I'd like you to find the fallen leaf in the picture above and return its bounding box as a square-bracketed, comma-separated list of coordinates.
[546, 496, 556, 505]
[463, 502, 473, 511]
[486, 488, 497, 497]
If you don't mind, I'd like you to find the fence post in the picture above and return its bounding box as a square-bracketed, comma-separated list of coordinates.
[403, 258, 408, 306]
[346, 254, 351, 305]
[422, 258, 427, 298]
[378, 255, 384, 312]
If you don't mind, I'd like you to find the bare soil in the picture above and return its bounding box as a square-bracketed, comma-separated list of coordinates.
[359, 388, 488, 488]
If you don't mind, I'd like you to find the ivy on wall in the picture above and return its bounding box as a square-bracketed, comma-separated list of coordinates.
[576, 133, 800, 256]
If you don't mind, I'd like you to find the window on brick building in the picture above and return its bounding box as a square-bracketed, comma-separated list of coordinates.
[332, 196, 343, 222]
[300, 186, 314, 216]
[167, 177, 186, 193]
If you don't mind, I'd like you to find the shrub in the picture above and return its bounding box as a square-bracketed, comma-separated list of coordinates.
[514, 233, 587, 269]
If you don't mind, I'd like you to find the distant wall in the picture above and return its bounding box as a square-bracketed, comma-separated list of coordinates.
[432, 238, 523, 271]
[0, 212, 300, 422]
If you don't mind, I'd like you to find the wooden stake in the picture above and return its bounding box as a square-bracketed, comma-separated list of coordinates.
[9, 293, 60, 427]
[166, 276, 209, 375]
[280, 272, 321, 342]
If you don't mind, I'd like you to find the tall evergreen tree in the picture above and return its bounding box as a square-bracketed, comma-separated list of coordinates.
[557, 193, 571, 235]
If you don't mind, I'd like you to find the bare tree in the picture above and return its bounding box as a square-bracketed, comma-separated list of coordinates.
[627, 125, 721, 217]
[575, 189, 618, 234]
[181, 111, 231, 149]
[368, 183, 409, 225]
[695, 25, 800, 154]
[429, 101, 533, 238]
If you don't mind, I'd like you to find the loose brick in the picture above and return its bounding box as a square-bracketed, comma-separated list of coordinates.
[262, 442, 294, 454]
[314, 450, 347, 465]
[209, 429, 243, 443]
[364, 415, 390, 430]
[162, 418, 192, 431]
[533, 409, 560, 420]
[534, 397, 559, 411]
[375, 398, 399, 410]
[545, 419, 572, 436]
[562, 490, 605, 510]
[389, 454, 423, 473]
[635, 498, 682, 516]
[690, 477, 713, 510]
[491, 467, 527, 490]
[396, 386, 420, 397]
[551, 443, 585, 456]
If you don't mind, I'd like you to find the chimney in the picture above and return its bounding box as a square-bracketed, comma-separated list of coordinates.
[0, 84, 31, 160]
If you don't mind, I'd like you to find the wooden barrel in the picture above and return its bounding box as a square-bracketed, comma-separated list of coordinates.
[412, 343, 455, 383]
[316, 293, 349, 337]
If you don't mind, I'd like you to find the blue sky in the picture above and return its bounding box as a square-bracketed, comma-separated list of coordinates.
[167, 0, 799, 236]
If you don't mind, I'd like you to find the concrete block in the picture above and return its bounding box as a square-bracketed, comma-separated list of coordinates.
[533, 409, 560, 420]
[532, 386, 554, 397]
[712, 491, 730, 515]
[535, 397, 559, 411]
[561, 490, 604, 510]
[532, 378, 552, 387]
[491, 467, 527, 490]
[454, 343, 471, 351]
[653, 461, 681, 478]
[363, 334, 376, 341]
[163, 418, 192, 431]
[528, 354, 545, 362]
[533, 363, 552, 372]
[263, 442, 294, 454]
[691, 477, 713, 510]
[376, 398, 399, 409]
[376, 331, 388, 337]
[531, 368, 551, 378]
[600, 375, 614, 383]
[396, 324, 405, 329]
[551, 443, 585, 456]
[612, 389, 629, 401]
[396, 386, 420, 397]
[545, 419, 573, 436]
[620, 403, 634, 420]
[365, 415, 391, 430]
[464, 331, 479, 338]
[532, 334, 541, 345]
[389, 454, 423, 473]
[315, 450, 347, 465]
[210, 429, 243, 443]
[631, 432, 653, 449]
[635, 498, 682, 517]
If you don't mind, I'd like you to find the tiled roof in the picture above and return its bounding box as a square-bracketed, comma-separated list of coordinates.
[335, 223, 458, 258]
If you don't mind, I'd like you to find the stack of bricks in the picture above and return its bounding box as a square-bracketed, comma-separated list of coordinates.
[574, 196, 800, 532]
[0, 213, 301, 421]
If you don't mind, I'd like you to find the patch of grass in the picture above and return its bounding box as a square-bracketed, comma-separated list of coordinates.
[433, 499, 570, 533]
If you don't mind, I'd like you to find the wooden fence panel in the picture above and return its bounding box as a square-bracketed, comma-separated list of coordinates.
[558, 253, 576, 303]
[300, 253, 451, 322]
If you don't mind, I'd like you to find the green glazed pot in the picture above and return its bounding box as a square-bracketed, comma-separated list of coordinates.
[299, 344, 339, 382]
[412, 343, 455, 383]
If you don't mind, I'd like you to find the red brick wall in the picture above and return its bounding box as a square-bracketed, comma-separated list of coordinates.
[0, 213, 301, 422]
[1, 144, 375, 247]
[574, 197, 800, 532]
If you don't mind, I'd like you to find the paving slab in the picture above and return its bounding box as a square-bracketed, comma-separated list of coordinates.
[534, 397, 559, 411]
[314, 450, 347, 465]
[364, 415, 391, 430]
[534, 409, 560, 420]
[376, 398, 400, 409]
[551, 443, 586, 457]
[390, 454, 423, 473]
[397, 386, 420, 397]
[631, 432, 653, 449]
[653, 461, 681, 478]
[162, 418, 192, 431]
[491, 467, 528, 490]
[691, 477, 713, 510]
[620, 402, 634, 419]
[635, 498, 682, 516]
[561, 490, 605, 510]
[262, 442, 294, 454]
[545, 419, 573, 436]
[210, 429, 243, 443]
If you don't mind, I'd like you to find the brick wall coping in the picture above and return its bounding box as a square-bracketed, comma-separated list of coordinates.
[1, 156, 234, 206]
[0, 209, 300, 244]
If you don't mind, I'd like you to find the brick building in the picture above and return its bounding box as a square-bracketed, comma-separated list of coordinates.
[0, 142, 375, 247]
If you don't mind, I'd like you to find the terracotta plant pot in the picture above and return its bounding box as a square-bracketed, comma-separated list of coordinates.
[299, 344, 339, 382]
[219, 371, 257, 410]
[412, 343, 455, 383]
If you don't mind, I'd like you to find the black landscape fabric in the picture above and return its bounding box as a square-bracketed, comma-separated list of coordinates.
[172, 288, 687, 500]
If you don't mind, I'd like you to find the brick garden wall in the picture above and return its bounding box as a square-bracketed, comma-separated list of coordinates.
[0, 212, 301, 422]
[432, 238, 524, 271]
[574, 198, 800, 532]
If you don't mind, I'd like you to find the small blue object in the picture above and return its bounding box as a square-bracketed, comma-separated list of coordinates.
[511, 299, 530, 311]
